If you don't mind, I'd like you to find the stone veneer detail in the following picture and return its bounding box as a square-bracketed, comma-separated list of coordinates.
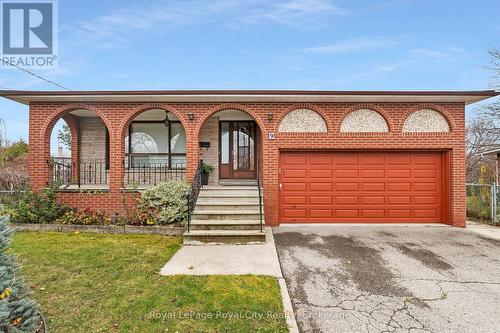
[278, 109, 327, 132]
[340, 109, 389, 133]
[79, 117, 107, 161]
[403, 109, 450, 132]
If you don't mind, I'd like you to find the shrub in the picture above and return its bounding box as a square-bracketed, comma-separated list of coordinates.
[466, 196, 491, 220]
[0, 140, 28, 166]
[8, 184, 70, 224]
[56, 207, 111, 225]
[137, 181, 190, 225]
[0, 215, 40, 332]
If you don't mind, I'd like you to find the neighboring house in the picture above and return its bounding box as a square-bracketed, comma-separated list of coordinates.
[1, 90, 498, 232]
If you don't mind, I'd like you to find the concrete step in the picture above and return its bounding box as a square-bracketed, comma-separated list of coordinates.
[192, 210, 262, 220]
[194, 203, 261, 211]
[183, 230, 266, 245]
[200, 189, 259, 196]
[196, 197, 261, 204]
[189, 220, 263, 230]
[218, 179, 257, 186]
[202, 185, 259, 190]
[196, 194, 259, 204]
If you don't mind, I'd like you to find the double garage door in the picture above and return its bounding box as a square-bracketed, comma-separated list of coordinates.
[279, 151, 444, 223]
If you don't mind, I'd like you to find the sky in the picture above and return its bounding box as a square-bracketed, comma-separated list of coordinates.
[0, 0, 499, 148]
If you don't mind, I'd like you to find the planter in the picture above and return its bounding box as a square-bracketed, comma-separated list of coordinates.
[201, 172, 209, 186]
[11, 223, 184, 236]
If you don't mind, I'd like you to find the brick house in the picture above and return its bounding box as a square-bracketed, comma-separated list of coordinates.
[1, 90, 498, 241]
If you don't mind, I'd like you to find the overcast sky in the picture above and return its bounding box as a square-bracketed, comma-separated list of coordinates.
[1, 0, 499, 147]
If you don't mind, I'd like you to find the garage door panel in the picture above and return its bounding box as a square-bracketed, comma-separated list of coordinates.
[335, 182, 359, 191]
[336, 196, 359, 205]
[335, 155, 359, 165]
[386, 155, 411, 165]
[309, 155, 334, 165]
[282, 169, 307, 178]
[280, 152, 443, 223]
[362, 182, 385, 191]
[336, 209, 359, 218]
[309, 209, 333, 218]
[336, 169, 359, 178]
[283, 183, 307, 191]
[413, 182, 437, 191]
[361, 169, 385, 178]
[388, 196, 411, 204]
[414, 209, 438, 218]
[362, 196, 385, 205]
[359, 154, 385, 165]
[414, 196, 437, 204]
[282, 154, 307, 165]
[282, 209, 307, 218]
[309, 169, 334, 178]
[387, 169, 412, 178]
[282, 195, 307, 204]
[414, 169, 437, 178]
[310, 196, 333, 204]
[309, 182, 333, 191]
[361, 209, 385, 218]
[413, 154, 437, 165]
[387, 182, 412, 191]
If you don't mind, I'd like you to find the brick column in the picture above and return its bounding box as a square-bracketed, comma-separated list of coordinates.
[185, 127, 199, 181]
[28, 107, 49, 191]
[62, 114, 80, 184]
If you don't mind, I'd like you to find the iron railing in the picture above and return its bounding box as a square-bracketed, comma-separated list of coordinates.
[78, 160, 108, 186]
[125, 162, 186, 187]
[257, 158, 263, 232]
[187, 160, 203, 232]
[49, 160, 72, 187]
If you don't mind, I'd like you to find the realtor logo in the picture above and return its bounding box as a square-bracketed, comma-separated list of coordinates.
[1, 0, 58, 68]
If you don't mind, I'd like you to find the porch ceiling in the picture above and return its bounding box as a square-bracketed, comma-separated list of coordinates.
[0, 89, 498, 105]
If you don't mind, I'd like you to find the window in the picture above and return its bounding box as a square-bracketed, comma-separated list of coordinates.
[125, 114, 186, 169]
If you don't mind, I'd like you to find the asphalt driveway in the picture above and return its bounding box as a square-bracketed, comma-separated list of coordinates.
[274, 225, 500, 333]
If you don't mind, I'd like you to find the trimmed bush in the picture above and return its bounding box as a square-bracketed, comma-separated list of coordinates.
[0, 215, 39, 332]
[7, 184, 70, 224]
[137, 181, 190, 225]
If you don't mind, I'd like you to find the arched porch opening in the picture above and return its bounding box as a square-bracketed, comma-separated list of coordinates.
[46, 109, 110, 189]
[122, 108, 187, 188]
[198, 109, 264, 185]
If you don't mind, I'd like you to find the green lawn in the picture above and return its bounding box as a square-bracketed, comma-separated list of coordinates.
[11, 232, 288, 333]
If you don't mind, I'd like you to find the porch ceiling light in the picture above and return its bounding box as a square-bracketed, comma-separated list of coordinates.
[188, 112, 194, 121]
[267, 112, 274, 121]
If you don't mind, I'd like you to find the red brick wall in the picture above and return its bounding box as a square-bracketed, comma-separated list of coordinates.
[28, 101, 466, 227]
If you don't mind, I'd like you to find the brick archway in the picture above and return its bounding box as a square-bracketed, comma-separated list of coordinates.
[33, 104, 112, 191]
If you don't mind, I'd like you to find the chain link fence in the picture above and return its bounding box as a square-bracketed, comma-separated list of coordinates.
[466, 184, 500, 224]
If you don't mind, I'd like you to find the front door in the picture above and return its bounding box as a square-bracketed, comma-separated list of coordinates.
[219, 121, 257, 179]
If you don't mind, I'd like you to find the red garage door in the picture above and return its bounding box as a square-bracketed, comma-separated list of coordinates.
[279, 152, 444, 223]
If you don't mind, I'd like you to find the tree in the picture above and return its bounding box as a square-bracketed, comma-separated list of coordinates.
[465, 49, 500, 182]
[0, 215, 40, 332]
[466, 113, 500, 182]
[57, 123, 71, 151]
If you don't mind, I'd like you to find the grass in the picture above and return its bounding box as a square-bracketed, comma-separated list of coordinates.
[10, 232, 288, 333]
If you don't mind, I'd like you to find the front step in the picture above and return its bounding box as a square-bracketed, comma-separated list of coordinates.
[218, 179, 257, 186]
[190, 220, 263, 231]
[192, 211, 261, 220]
[194, 202, 261, 211]
[184, 184, 264, 245]
[183, 230, 266, 245]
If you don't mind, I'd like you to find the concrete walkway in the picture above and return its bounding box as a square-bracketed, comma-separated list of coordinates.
[467, 223, 500, 240]
[160, 227, 282, 276]
[160, 227, 299, 332]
